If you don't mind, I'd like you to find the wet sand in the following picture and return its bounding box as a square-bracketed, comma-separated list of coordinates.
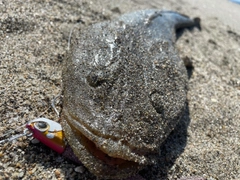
[0, 0, 239, 179]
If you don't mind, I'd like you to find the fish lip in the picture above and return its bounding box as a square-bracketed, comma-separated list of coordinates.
[62, 108, 149, 165]
[62, 113, 144, 179]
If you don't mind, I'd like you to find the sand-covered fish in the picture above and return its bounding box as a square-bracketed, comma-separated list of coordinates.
[61, 9, 196, 179]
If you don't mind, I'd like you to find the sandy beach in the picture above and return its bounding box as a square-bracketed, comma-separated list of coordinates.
[0, 0, 239, 179]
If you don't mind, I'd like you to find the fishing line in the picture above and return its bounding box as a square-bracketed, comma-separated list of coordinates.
[0, 95, 61, 144]
[0, 125, 32, 144]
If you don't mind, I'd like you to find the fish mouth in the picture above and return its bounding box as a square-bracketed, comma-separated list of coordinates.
[63, 108, 148, 165]
[61, 108, 147, 178]
[69, 121, 137, 167]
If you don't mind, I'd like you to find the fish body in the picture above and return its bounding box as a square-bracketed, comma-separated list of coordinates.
[62, 9, 195, 179]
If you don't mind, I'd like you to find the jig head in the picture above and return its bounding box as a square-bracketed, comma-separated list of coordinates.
[26, 118, 66, 154]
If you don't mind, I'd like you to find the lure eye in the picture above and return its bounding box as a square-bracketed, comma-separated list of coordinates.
[34, 121, 49, 132]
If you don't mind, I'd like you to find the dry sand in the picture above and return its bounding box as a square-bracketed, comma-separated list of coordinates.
[0, 0, 239, 179]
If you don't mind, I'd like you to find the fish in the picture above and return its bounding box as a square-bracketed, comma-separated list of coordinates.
[61, 9, 197, 179]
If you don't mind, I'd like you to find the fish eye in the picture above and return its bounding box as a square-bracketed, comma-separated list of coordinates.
[34, 121, 49, 132]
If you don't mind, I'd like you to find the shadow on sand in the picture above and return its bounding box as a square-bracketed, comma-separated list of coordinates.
[139, 104, 191, 180]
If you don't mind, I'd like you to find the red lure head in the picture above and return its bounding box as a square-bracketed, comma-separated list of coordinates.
[26, 118, 66, 154]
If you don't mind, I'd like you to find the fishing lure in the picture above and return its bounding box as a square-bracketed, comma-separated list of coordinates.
[0, 94, 80, 164]
[26, 118, 66, 154]
[0, 117, 82, 165]
[0, 118, 66, 153]
[26, 118, 82, 164]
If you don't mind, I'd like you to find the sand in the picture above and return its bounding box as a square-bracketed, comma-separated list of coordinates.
[0, 0, 239, 179]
